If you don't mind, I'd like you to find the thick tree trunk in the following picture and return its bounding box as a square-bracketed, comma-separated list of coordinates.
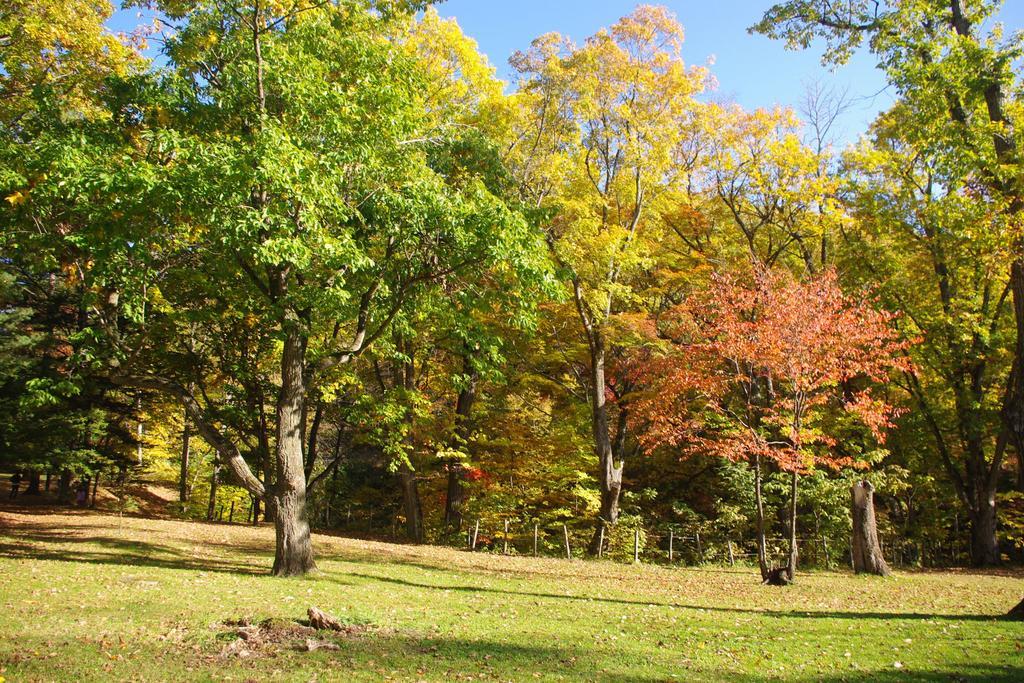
[25, 470, 40, 495]
[786, 471, 799, 581]
[444, 356, 478, 538]
[270, 325, 316, 576]
[587, 332, 622, 555]
[207, 461, 220, 521]
[179, 418, 191, 504]
[968, 491, 999, 567]
[399, 465, 424, 543]
[754, 455, 769, 581]
[851, 481, 891, 576]
[57, 469, 72, 505]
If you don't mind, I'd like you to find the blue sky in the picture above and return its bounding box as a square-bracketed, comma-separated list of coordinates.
[434, 0, 1023, 146]
[109, 1, 1024, 146]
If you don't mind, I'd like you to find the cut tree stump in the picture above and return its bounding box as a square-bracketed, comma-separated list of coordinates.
[308, 606, 345, 631]
[851, 481, 891, 577]
[763, 567, 792, 586]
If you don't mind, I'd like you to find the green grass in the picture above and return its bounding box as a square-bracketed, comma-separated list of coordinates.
[1, 507, 1022, 682]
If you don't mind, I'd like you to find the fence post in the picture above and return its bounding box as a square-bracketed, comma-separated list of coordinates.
[634, 528, 640, 564]
[218, 505, 224, 522]
[533, 522, 539, 557]
[504, 519, 509, 555]
[669, 529, 674, 562]
[229, 501, 235, 523]
[728, 540, 735, 567]
[472, 519, 480, 550]
[695, 532, 702, 562]
[563, 524, 572, 560]
[597, 522, 605, 559]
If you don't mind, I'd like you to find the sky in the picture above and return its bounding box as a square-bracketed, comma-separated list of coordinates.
[109, 1, 1024, 147]
[433, 0, 1023, 147]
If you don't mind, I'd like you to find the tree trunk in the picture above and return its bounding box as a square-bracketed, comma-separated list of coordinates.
[1002, 259, 1024, 493]
[25, 470, 40, 495]
[179, 417, 191, 504]
[786, 471, 799, 581]
[968, 490, 999, 567]
[850, 481, 891, 576]
[1017, 446, 1024, 493]
[587, 331, 623, 555]
[44, 470, 51, 492]
[270, 325, 316, 576]
[207, 461, 220, 521]
[444, 355, 478, 538]
[57, 469, 72, 505]
[303, 403, 325, 482]
[399, 465, 424, 543]
[754, 455, 769, 581]
[259, 405, 275, 524]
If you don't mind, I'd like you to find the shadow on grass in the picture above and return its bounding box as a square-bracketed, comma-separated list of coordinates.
[340, 571, 1012, 623]
[0, 518, 266, 576]
[7, 627, 1020, 683]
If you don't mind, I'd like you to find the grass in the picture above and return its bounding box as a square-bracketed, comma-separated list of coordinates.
[0, 505, 1022, 682]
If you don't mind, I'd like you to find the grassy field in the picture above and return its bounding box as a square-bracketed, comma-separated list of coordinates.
[1, 505, 1022, 682]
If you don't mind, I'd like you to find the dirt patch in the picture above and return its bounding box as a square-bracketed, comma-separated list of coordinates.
[216, 616, 373, 659]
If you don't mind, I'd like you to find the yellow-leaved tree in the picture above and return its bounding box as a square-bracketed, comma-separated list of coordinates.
[507, 5, 711, 553]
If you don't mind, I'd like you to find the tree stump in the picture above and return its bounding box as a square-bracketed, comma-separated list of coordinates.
[851, 480, 891, 576]
[307, 606, 345, 631]
[762, 566, 792, 586]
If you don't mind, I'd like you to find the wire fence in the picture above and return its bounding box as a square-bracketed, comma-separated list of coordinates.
[203, 498, 979, 569]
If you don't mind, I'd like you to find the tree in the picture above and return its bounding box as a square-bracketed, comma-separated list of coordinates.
[0, 0, 136, 123]
[754, 0, 1024, 570]
[8, 0, 541, 575]
[851, 480, 891, 575]
[508, 5, 710, 554]
[841, 106, 1015, 566]
[634, 268, 907, 582]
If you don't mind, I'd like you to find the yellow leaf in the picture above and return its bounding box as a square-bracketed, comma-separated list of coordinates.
[5, 190, 27, 206]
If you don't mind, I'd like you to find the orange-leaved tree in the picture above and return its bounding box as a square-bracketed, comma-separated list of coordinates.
[633, 267, 909, 582]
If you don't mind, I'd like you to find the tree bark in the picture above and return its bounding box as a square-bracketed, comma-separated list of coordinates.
[270, 324, 316, 576]
[968, 489, 999, 567]
[179, 416, 191, 504]
[25, 470, 40, 495]
[786, 471, 799, 581]
[399, 465, 424, 543]
[587, 331, 623, 555]
[754, 455, 769, 581]
[207, 461, 220, 521]
[57, 469, 72, 505]
[444, 354, 478, 538]
[850, 480, 891, 576]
